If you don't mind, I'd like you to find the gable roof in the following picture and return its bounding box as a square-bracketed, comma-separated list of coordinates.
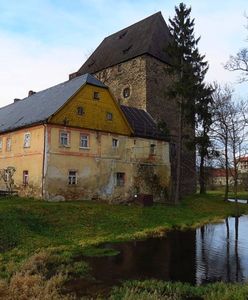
[120, 105, 168, 141]
[77, 12, 171, 75]
[0, 74, 106, 133]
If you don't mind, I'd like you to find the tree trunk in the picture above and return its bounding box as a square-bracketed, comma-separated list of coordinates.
[199, 153, 206, 194]
[175, 101, 182, 204]
[224, 133, 229, 201]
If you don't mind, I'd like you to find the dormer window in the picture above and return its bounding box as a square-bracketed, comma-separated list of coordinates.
[77, 106, 84, 116]
[93, 92, 100, 100]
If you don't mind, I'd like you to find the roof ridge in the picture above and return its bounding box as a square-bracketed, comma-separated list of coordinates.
[105, 12, 162, 39]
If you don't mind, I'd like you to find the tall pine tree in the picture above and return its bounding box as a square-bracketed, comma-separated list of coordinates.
[167, 3, 213, 201]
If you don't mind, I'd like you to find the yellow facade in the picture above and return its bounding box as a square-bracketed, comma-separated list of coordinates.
[43, 124, 170, 202]
[0, 125, 44, 197]
[50, 84, 132, 135]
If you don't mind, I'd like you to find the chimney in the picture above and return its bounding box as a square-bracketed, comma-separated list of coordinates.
[28, 90, 36, 97]
[14, 98, 21, 103]
[69, 72, 78, 80]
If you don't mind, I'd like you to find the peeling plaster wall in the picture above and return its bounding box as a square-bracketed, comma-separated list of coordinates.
[43, 125, 170, 202]
[0, 125, 45, 197]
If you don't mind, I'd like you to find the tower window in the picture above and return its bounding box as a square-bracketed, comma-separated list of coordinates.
[123, 87, 130, 98]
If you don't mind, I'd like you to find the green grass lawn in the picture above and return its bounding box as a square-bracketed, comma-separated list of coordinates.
[0, 191, 248, 298]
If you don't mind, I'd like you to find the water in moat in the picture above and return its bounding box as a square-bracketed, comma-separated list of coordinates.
[67, 215, 248, 297]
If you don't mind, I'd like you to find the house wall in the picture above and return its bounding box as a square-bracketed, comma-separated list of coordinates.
[43, 124, 171, 202]
[0, 125, 44, 197]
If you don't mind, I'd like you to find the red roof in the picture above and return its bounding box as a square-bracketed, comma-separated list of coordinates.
[237, 156, 248, 162]
[210, 168, 233, 177]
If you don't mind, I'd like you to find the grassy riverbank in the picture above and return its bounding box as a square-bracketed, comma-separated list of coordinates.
[109, 280, 248, 300]
[0, 191, 248, 298]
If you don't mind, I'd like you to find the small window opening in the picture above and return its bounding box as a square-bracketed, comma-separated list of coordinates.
[119, 30, 127, 39]
[68, 171, 77, 185]
[116, 172, 125, 186]
[123, 87, 130, 98]
[123, 45, 133, 54]
[77, 106, 84, 116]
[112, 138, 119, 148]
[23, 170, 29, 185]
[150, 144, 156, 155]
[93, 91, 100, 100]
[106, 112, 113, 121]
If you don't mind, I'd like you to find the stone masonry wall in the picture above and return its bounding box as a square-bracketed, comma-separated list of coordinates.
[145, 55, 196, 197]
[94, 56, 147, 109]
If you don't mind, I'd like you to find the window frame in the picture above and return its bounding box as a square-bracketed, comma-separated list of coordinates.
[23, 132, 31, 148]
[106, 112, 113, 121]
[68, 170, 77, 185]
[93, 91, 100, 100]
[77, 106, 84, 116]
[0, 138, 2, 151]
[80, 133, 90, 149]
[23, 170, 29, 185]
[6, 138, 11, 152]
[123, 87, 130, 98]
[115, 172, 125, 187]
[112, 138, 119, 148]
[59, 131, 70, 147]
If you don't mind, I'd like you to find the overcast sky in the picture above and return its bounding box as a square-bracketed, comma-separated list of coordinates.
[0, 0, 247, 107]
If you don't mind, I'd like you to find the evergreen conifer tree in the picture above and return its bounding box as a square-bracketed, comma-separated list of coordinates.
[167, 3, 213, 200]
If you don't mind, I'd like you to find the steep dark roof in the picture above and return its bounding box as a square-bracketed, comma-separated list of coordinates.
[121, 105, 168, 140]
[77, 12, 171, 75]
[0, 74, 106, 133]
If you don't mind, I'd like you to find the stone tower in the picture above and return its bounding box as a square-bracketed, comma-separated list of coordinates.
[71, 12, 196, 198]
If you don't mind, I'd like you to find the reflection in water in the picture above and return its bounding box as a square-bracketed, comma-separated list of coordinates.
[68, 215, 248, 297]
[196, 215, 246, 284]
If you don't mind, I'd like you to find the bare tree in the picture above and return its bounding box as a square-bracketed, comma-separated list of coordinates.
[225, 16, 248, 82]
[211, 83, 233, 201]
[228, 100, 248, 201]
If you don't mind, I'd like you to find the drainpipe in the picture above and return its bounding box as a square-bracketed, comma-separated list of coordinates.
[42, 124, 48, 199]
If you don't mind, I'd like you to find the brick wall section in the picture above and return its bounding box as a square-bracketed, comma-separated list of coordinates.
[94, 54, 196, 199]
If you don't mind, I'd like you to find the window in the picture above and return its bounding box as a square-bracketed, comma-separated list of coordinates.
[123, 87, 130, 98]
[93, 91, 100, 100]
[24, 133, 31, 148]
[80, 134, 89, 148]
[112, 138, 119, 148]
[0, 138, 2, 151]
[68, 171, 77, 185]
[116, 172, 125, 186]
[150, 144, 156, 155]
[6, 138, 11, 151]
[106, 112, 113, 121]
[77, 106, 84, 116]
[23, 170, 29, 185]
[60, 132, 69, 146]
